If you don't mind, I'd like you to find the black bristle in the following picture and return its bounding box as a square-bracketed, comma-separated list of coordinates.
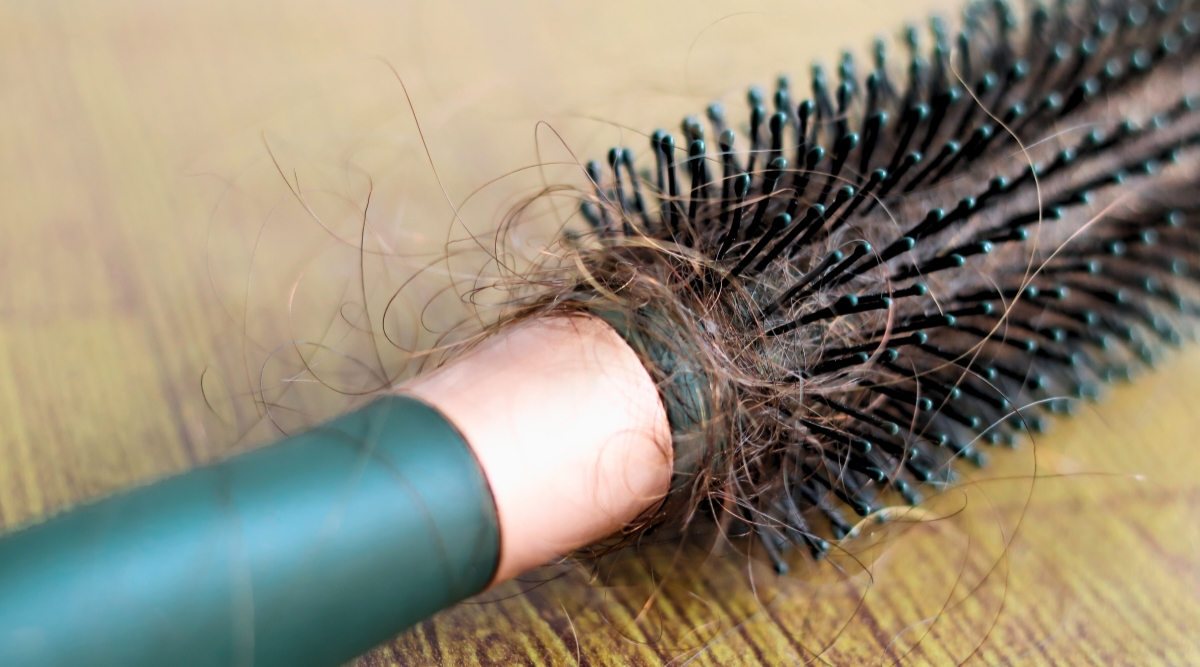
[902, 24, 926, 108]
[717, 131, 737, 217]
[768, 111, 787, 166]
[888, 104, 930, 174]
[650, 130, 667, 222]
[755, 204, 825, 274]
[687, 140, 707, 224]
[746, 157, 788, 238]
[733, 212, 792, 277]
[747, 102, 766, 175]
[840, 51, 859, 97]
[706, 101, 727, 138]
[817, 132, 858, 205]
[795, 99, 815, 168]
[905, 140, 959, 192]
[869, 150, 922, 207]
[766, 246, 844, 316]
[785, 146, 825, 218]
[775, 75, 793, 120]
[951, 70, 996, 143]
[918, 85, 961, 158]
[801, 240, 871, 297]
[715, 173, 751, 260]
[620, 147, 648, 228]
[834, 81, 852, 148]
[858, 111, 888, 179]
[829, 169, 884, 231]
[584, 159, 612, 233]
[607, 148, 634, 235]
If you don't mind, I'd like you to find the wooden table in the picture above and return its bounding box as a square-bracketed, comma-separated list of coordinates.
[1, 0, 1197, 664]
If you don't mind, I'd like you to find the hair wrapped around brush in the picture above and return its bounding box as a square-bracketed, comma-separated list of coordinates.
[501, 0, 1200, 571]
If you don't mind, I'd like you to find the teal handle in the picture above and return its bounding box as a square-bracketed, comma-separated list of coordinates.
[0, 395, 499, 667]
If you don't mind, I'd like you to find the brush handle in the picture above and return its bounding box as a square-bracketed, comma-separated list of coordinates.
[0, 395, 499, 667]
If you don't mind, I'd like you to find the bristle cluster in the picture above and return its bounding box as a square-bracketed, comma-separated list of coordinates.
[558, 0, 1200, 570]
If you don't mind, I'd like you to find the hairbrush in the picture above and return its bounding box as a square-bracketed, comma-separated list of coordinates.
[3, 1, 1200, 666]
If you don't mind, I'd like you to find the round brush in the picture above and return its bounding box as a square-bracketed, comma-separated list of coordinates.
[5, 0, 1200, 665]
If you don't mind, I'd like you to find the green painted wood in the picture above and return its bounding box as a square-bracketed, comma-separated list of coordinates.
[0, 396, 498, 666]
[0, 1, 1197, 664]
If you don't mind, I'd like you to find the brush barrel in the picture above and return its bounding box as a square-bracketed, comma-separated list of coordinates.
[0, 395, 499, 667]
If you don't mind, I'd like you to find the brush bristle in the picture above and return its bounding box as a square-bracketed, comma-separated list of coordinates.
[555, 0, 1200, 569]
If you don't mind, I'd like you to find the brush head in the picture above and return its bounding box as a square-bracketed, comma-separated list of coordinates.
[531, 0, 1200, 569]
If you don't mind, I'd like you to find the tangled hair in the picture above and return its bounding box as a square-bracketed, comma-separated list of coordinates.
[494, 0, 1200, 571]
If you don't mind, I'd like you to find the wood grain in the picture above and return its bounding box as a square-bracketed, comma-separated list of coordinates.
[1, 1, 1197, 664]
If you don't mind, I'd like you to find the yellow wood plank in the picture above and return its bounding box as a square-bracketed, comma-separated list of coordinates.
[0, 1, 1197, 665]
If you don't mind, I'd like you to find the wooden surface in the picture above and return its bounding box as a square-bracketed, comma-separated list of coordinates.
[1, 1, 1198, 664]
